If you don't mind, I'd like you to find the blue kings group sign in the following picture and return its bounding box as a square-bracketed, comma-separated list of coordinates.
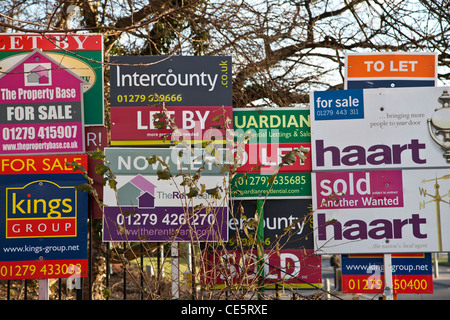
[0, 159, 88, 280]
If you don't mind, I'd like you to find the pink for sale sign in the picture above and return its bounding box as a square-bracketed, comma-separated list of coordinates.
[0, 49, 85, 155]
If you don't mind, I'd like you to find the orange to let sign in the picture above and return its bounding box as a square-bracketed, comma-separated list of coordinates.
[346, 53, 437, 78]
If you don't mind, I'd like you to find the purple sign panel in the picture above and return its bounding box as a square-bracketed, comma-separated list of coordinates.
[102, 206, 228, 242]
[0, 49, 85, 155]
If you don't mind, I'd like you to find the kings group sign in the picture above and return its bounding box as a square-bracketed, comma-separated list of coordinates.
[342, 253, 433, 294]
[0, 50, 85, 155]
[0, 33, 104, 126]
[0, 154, 88, 280]
[109, 55, 232, 145]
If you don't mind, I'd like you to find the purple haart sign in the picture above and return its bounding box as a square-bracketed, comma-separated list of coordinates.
[102, 206, 229, 242]
[0, 49, 85, 155]
[312, 168, 450, 254]
[310, 86, 450, 170]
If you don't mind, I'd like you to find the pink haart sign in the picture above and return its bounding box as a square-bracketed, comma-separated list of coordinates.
[0, 49, 85, 155]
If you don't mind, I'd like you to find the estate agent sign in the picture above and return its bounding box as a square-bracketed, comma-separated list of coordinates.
[312, 168, 450, 254]
[102, 148, 229, 242]
[0, 50, 85, 155]
[311, 86, 450, 170]
[311, 85, 450, 254]
[232, 108, 312, 199]
[345, 52, 437, 89]
[0, 155, 88, 280]
[0, 33, 104, 126]
[109, 55, 232, 145]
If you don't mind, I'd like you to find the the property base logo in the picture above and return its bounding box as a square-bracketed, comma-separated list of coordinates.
[24, 62, 52, 86]
[6, 180, 77, 238]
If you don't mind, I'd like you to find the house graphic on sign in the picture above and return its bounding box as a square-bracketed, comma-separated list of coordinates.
[138, 191, 154, 208]
[0, 49, 86, 94]
[117, 175, 157, 208]
[26, 64, 51, 85]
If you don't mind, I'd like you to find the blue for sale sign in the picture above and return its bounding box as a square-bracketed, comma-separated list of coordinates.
[0, 164, 88, 280]
[312, 89, 364, 121]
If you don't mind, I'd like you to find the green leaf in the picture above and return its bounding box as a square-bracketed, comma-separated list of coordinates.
[102, 288, 111, 299]
[88, 149, 105, 161]
[280, 147, 309, 166]
[186, 187, 199, 198]
[65, 161, 87, 173]
[157, 168, 172, 180]
[94, 162, 109, 175]
[281, 150, 298, 165]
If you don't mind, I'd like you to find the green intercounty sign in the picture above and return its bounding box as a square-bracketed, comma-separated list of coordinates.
[231, 107, 312, 199]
